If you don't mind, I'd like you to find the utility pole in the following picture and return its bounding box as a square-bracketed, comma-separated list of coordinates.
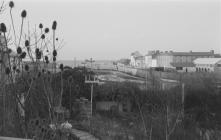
[181, 83, 185, 139]
[85, 58, 95, 70]
[85, 76, 100, 116]
[181, 83, 185, 117]
[85, 72, 100, 133]
[84, 58, 100, 132]
[84, 58, 97, 116]
[145, 65, 148, 90]
[81, 62, 86, 69]
[74, 57, 76, 68]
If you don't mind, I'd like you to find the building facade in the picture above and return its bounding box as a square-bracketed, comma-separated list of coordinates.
[156, 50, 215, 72]
[130, 51, 145, 68]
[145, 50, 158, 68]
[194, 58, 221, 72]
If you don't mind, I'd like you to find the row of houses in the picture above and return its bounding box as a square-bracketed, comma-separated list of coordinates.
[130, 50, 221, 73]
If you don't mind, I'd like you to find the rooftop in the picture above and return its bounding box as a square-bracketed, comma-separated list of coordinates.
[172, 51, 214, 56]
[193, 58, 221, 65]
[156, 50, 215, 56]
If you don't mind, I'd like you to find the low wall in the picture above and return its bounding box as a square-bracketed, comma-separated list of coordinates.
[117, 66, 137, 76]
[117, 65, 181, 81]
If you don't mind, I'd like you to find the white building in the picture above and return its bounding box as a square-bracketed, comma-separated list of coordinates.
[193, 58, 221, 72]
[145, 51, 158, 68]
[130, 51, 145, 68]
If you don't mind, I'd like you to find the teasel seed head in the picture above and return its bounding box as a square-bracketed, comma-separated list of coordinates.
[9, 1, 14, 8]
[52, 21, 57, 30]
[21, 10, 27, 18]
[25, 64, 29, 71]
[41, 34, 45, 39]
[52, 50, 57, 57]
[17, 47, 22, 54]
[25, 40, 29, 47]
[20, 52, 26, 59]
[39, 23, 43, 29]
[44, 28, 49, 33]
[0, 23, 7, 33]
[53, 56, 56, 62]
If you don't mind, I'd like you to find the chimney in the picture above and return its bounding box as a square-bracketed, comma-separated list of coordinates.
[190, 50, 192, 53]
[210, 50, 214, 54]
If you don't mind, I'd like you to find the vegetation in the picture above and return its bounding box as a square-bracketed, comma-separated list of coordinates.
[0, 1, 220, 140]
[88, 72, 221, 140]
[0, 1, 72, 139]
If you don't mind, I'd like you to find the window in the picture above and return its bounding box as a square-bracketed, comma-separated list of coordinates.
[217, 64, 221, 67]
[176, 67, 183, 70]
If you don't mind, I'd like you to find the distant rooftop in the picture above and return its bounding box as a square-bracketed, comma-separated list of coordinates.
[193, 58, 221, 65]
[156, 50, 215, 56]
[145, 50, 215, 56]
[171, 51, 214, 56]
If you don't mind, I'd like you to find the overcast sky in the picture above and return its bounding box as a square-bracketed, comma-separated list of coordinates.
[3, 0, 221, 60]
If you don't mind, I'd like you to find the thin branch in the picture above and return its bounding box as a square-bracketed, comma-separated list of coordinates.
[10, 8, 17, 46]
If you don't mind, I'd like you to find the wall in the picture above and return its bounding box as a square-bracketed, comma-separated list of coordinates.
[156, 54, 173, 68]
[145, 55, 157, 68]
[130, 56, 136, 66]
[117, 65, 181, 80]
[118, 66, 137, 76]
[177, 67, 196, 73]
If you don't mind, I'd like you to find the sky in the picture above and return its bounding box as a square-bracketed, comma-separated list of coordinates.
[2, 0, 221, 60]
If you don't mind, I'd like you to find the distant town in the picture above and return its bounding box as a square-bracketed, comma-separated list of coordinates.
[127, 50, 221, 73]
[68, 50, 221, 74]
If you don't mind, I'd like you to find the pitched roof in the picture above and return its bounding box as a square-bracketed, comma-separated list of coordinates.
[193, 58, 221, 65]
[172, 52, 214, 56]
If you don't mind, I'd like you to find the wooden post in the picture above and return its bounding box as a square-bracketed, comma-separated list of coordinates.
[182, 83, 185, 115]
[90, 84, 93, 116]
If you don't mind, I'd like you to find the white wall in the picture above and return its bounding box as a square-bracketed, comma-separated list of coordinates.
[152, 59, 157, 67]
[130, 56, 136, 67]
[145, 56, 157, 68]
[177, 67, 196, 73]
[195, 64, 215, 72]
